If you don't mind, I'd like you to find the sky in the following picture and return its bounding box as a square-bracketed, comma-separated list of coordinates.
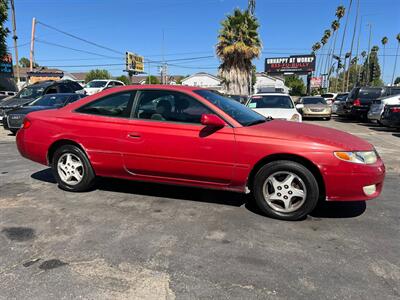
[7, 0, 400, 84]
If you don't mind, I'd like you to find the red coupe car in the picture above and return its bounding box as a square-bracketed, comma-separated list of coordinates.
[16, 85, 385, 220]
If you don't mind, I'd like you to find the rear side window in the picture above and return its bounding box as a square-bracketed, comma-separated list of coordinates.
[388, 88, 400, 96]
[58, 84, 74, 93]
[76, 92, 135, 118]
[348, 88, 360, 100]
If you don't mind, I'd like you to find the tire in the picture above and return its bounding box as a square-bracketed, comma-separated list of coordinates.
[325, 117, 331, 121]
[252, 160, 319, 221]
[51, 144, 96, 192]
[10, 129, 18, 135]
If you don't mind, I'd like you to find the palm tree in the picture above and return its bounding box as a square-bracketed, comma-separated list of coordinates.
[312, 42, 321, 53]
[392, 33, 400, 85]
[336, 5, 345, 19]
[381, 36, 388, 81]
[216, 9, 261, 95]
[326, 20, 340, 91]
[335, 1, 353, 91]
[317, 30, 331, 77]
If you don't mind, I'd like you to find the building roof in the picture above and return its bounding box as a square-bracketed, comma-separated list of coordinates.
[181, 72, 220, 82]
[69, 72, 87, 81]
[14, 66, 64, 78]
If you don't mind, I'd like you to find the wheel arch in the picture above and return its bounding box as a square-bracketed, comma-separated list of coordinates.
[47, 139, 88, 165]
[247, 153, 326, 200]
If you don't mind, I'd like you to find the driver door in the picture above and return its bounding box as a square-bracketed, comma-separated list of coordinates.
[121, 90, 236, 186]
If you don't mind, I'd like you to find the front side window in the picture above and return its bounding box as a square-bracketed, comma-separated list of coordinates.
[135, 90, 212, 124]
[29, 94, 70, 107]
[248, 95, 294, 109]
[76, 92, 134, 118]
[194, 90, 266, 126]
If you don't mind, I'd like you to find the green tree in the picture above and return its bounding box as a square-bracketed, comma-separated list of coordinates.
[145, 75, 160, 84]
[85, 69, 111, 83]
[115, 75, 130, 85]
[216, 8, 261, 95]
[175, 76, 185, 85]
[285, 75, 305, 95]
[381, 36, 388, 79]
[19, 57, 39, 68]
[392, 33, 400, 85]
[363, 46, 382, 86]
[0, 0, 9, 58]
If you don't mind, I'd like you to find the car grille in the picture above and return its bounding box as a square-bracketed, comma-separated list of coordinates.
[7, 114, 24, 128]
[310, 108, 325, 112]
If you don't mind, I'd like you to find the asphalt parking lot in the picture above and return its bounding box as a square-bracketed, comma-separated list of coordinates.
[0, 118, 399, 299]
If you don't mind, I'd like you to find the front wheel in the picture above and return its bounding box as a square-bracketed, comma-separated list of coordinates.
[252, 160, 319, 221]
[51, 144, 96, 192]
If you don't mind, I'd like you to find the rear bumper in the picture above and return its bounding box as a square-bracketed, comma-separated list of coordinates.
[323, 159, 385, 201]
[16, 129, 48, 165]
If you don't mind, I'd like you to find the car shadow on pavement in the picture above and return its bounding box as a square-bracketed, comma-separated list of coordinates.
[310, 201, 366, 218]
[393, 133, 400, 138]
[31, 168, 367, 219]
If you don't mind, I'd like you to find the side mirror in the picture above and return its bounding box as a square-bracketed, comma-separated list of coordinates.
[201, 114, 226, 127]
[296, 104, 304, 110]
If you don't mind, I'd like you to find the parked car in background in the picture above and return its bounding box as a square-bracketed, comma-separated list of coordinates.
[332, 92, 349, 114]
[345, 86, 400, 120]
[3, 93, 86, 134]
[321, 93, 337, 106]
[381, 104, 400, 128]
[298, 96, 331, 120]
[368, 94, 400, 124]
[16, 85, 385, 221]
[84, 80, 125, 95]
[0, 91, 17, 100]
[0, 80, 84, 124]
[227, 94, 247, 104]
[246, 93, 302, 122]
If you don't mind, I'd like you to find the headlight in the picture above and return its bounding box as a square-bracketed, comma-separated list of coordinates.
[290, 114, 300, 122]
[334, 151, 378, 164]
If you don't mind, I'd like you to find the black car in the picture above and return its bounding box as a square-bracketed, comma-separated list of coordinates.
[0, 80, 85, 124]
[332, 92, 349, 115]
[381, 104, 400, 128]
[344, 86, 400, 120]
[4, 93, 85, 134]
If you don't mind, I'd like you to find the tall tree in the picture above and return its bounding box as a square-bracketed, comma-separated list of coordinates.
[85, 69, 111, 83]
[326, 20, 340, 91]
[216, 8, 261, 95]
[363, 46, 382, 86]
[317, 30, 331, 77]
[381, 36, 388, 82]
[0, 0, 10, 58]
[335, 2, 352, 92]
[391, 33, 400, 85]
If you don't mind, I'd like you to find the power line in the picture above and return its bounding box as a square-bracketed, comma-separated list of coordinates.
[36, 20, 124, 55]
[36, 39, 123, 59]
[8, 41, 30, 49]
[44, 63, 125, 68]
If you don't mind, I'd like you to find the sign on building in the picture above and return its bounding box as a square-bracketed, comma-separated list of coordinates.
[265, 55, 316, 75]
[310, 77, 322, 88]
[0, 53, 13, 78]
[125, 52, 144, 74]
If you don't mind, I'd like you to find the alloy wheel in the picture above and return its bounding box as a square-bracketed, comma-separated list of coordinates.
[57, 153, 84, 185]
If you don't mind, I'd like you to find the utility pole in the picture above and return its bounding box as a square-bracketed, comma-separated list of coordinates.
[29, 17, 36, 71]
[346, 0, 359, 91]
[355, 16, 363, 86]
[365, 23, 372, 85]
[10, 0, 20, 84]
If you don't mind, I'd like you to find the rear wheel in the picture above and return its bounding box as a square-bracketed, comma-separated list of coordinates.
[10, 129, 18, 135]
[51, 144, 96, 192]
[252, 160, 319, 220]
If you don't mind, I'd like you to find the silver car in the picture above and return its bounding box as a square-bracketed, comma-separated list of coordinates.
[368, 94, 400, 123]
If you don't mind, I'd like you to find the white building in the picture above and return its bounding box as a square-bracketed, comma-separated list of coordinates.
[181, 72, 221, 90]
[254, 73, 289, 94]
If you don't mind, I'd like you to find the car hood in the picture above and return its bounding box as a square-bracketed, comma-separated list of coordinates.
[7, 106, 58, 115]
[253, 108, 298, 120]
[242, 120, 372, 151]
[84, 87, 103, 95]
[0, 96, 34, 108]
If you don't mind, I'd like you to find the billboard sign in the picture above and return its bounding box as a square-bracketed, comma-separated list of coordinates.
[310, 77, 322, 88]
[265, 54, 316, 75]
[0, 53, 13, 78]
[125, 52, 144, 73]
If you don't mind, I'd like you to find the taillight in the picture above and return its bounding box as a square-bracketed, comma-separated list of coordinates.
[390, 107, 400, 113]
[353, 98, 361, 106]
[22, 118, 31, 129]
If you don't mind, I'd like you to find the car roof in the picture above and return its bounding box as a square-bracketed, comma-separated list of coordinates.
[252, 93, 290, 96]
[41, 93, 78, 96]
[101, 84, 207, 92]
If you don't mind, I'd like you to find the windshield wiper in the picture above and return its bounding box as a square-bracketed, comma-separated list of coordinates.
[245, 119, 268, 126]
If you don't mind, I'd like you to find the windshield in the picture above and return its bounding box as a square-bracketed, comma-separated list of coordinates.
[321, 93, 335, 98]
[86, 81, 107, 88]
[15, 85, 45, 99]
[359, 89, 382, 99]
[248, 95, 294, 109]
[303, 97, 327, 105]
[29, 94, 70, 107]
[335, 94, 348, 101]
[194, 90, 266, 126]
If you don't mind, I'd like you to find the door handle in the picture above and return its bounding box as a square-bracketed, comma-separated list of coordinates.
[128, 132, 141, 138]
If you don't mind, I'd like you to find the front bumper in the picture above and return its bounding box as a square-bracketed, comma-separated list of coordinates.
[323, 158, 385, 201]
[303, 113, 331, 118]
